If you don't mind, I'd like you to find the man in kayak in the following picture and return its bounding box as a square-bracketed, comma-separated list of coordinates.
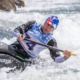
[12, 16, 71, 63]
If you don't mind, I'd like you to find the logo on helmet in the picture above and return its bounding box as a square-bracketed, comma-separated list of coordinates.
[47, 17, 56, 25]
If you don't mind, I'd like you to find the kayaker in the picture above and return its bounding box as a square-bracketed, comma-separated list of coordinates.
[12, 16, 71, 63]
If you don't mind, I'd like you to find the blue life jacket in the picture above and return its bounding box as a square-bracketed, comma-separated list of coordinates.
[21, 22, 53, 58]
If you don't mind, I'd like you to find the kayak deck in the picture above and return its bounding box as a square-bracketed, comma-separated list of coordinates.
[0, 42, 33, 70]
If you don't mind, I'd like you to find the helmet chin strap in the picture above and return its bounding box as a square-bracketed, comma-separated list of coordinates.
[40, 25, 44, 33]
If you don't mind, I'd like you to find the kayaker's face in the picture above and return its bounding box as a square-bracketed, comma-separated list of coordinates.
[42, 22, 54, 34]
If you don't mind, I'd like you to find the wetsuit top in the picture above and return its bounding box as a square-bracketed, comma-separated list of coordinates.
[13, 21, 65, 62]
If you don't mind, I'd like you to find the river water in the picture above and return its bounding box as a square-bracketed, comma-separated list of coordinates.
[0, 0, 80, 80]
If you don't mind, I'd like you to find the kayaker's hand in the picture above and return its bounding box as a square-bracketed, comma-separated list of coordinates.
[63, 50, 71, 60]
[18, 34, 25, 42]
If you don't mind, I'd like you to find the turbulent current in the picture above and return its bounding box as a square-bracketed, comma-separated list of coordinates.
[0, 0, 80, 80]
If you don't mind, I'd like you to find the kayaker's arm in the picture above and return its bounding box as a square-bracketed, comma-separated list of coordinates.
[47, 38, 65, 63]
[12, 21, 36, 37]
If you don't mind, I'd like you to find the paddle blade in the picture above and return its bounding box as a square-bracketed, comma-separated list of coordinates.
[71, 53, 77, 56]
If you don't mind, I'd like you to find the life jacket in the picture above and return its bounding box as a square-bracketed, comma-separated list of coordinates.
[21, 22, 53, 58]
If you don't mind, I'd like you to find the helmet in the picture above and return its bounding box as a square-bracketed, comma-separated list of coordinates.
[46, 16, 59, 29]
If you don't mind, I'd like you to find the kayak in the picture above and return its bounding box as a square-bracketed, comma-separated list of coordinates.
[0, 41, 34, 70]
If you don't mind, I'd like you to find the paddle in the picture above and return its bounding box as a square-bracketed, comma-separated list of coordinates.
[24, 38, 77, 56]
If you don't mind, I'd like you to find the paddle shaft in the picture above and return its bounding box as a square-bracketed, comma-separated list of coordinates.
[24, 38, 64, 52]
[24, 38, 77, 56]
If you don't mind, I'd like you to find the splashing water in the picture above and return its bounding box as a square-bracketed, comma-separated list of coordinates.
[0, 0, 80, 80]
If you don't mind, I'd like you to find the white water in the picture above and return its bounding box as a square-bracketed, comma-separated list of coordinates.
[0, 0, 80, 80]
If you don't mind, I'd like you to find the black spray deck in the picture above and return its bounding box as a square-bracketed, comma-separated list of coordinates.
[0, 42, 33, 70]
